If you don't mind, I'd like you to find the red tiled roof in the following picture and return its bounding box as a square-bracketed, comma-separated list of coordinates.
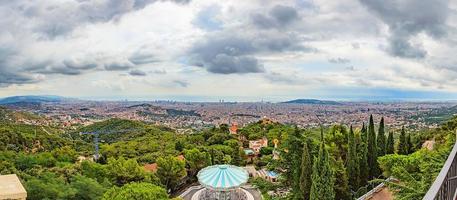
[144, 155, 184, 173]
[230, 123, 238, 133]
[144, 163, 158, 172]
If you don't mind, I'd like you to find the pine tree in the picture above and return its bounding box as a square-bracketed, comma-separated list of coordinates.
[386, 131, 394, 154]
[347, 125, 359, 191]
[398, 127, 407, 155]
[310, 128, 335, 200]
[299, 140, 312, 199]
[367, 114, 378, 178]
[376, 117, 386, 157]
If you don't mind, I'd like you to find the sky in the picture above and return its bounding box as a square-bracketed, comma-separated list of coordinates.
[1, 0, 457, 101]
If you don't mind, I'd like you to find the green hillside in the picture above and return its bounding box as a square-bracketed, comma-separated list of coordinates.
[0, 106, 46, 123]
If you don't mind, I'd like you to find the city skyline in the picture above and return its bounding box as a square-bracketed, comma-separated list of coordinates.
[1, 0, 457, 101]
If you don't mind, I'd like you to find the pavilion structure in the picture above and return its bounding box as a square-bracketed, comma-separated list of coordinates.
[195, 164, 250, 200]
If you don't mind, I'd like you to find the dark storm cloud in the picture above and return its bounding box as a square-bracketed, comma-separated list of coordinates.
[359, 0, 449, 58]
[189, 32, 311, 74]
[128, 52, 158, 65]
[256, 36, 314, 52]
[22, 60, 84, 75]
[104, 61, 135, 71]
[0, 47, 39, 86]
[189, 35, 263, 74]
[173, 80, 189, 87]
[205, 54, 263, 74]
[388, 36, 427, 58]
[270, 5, 299, 25]
[328, 57, 350, 64]
[0, 71, 37, 87]
[129, 69, 147, 76]
[191, 36, 257, 60]
[250, 14, 275, 29]
[63, 59, 98, 70]
[40, 66, 82, 75]
[251, 5, 299, 29]
[17, 56, 135, 77]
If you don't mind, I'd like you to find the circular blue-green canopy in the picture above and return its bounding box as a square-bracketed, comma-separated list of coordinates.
[197, 165, 249, 191]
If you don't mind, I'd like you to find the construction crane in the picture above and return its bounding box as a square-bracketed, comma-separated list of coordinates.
[79, 128, 139, 160]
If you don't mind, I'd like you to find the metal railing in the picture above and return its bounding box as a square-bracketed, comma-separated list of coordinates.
[423, 140, 457, 200]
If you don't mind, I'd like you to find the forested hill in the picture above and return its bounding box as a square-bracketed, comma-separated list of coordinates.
[0, 95, 68, 105]
[74, 118, 175, 144]
[0, 106, 46, 123]
[415, 104, 457, 124]
[0, 107, 70, 152]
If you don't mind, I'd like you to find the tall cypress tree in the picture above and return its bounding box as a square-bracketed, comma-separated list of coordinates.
[310, 128, 335, 200]
[406, 133, 413, 154]
[347, 125, 359, 191]
[334, 158, 350, 200]
[398, 127, 407, 155]
[376, 117, 386, 157]
[361, 122, 367, 142]
[386, 131, 395, 154]
[286, 126, 303, 198]
[367, 114, 378, 178]
[358, 138, 369, 187]
[357, 122, 369, 186]
[299, 140, 312, 199]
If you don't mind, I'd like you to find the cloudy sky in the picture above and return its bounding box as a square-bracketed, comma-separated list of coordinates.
[1, 0, 457, 101]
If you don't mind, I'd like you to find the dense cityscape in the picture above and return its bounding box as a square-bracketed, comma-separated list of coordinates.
[7, 98, 456, 131]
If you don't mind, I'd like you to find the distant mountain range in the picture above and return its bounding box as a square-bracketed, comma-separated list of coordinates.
[0, 96, 345, 106]
[0, 95, 76, 105]
[282, 99, 342, 105]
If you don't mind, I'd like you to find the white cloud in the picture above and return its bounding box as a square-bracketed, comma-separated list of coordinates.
[1, 0, 457, 100]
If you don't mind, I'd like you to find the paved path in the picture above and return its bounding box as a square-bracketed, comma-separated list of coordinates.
[179, 186, 202, 200]
[190, 188, 203, 200]
[190, 188, 255, 200]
